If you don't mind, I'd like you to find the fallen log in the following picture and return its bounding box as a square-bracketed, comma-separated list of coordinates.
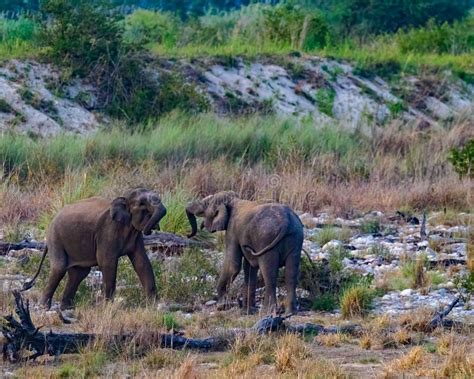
[0, 240, 46, 255]
[0, 232, 203, 256]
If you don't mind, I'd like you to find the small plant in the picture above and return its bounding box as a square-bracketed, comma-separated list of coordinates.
[369, 243, 393, 262]
[312, 227, 339, 245]
[162, 313, 179, 330]
[449, 139, 474, 179]
[312, 293, 337, 312]
[340, 283, 374, 318]
[56, 363, 81, 378]
[0, 98, 13, 113]
[360, 219, 381, 234]
[315, 87, 335, 117]
[387, 100, 406, 116]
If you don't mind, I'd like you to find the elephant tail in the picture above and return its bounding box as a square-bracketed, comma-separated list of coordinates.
[21, 246, 48, 292]
[243, 226, 287, 257]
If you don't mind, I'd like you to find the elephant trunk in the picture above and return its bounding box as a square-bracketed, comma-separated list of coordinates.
[143, 203, 167, 235]
[186, 207, 198, 238]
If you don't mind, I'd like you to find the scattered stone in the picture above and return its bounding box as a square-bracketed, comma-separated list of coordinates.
[400, 289, 413, 296]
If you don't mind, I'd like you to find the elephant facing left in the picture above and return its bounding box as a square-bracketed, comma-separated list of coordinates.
[22, 188, 167, 310]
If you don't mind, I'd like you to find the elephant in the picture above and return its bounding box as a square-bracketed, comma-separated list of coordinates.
[186, 191, 304, 315]
[22, 188, 167, 310]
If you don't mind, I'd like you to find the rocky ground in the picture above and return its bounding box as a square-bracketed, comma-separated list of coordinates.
[0, 209, 472, 378]
[1, 210, 472, 322]
[1, 56, 473, 136]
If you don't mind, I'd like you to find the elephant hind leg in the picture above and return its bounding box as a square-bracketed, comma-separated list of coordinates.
[242, 259, 258, 314]
[41, 266, 67, 309]
[40, 244, 67, 309]
[284, 251, 301, 315]
[61, 266, 91, 310]
[259, 252, 280, 316]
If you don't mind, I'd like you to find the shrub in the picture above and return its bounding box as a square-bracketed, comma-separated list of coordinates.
[315, 87, 335, 117]
[449, 139, 474, 179]
[123, 9, 180, 48]
[0, 98, 13, 113]
[340, 283, 374, 318]
[396, 17, 474, 55]
[312, 227, 339, 246]
[262, 3, 329, 50]
[312, 293, 337, 312]
[40, 0, 207, 123]
[360, 219, 381, 234]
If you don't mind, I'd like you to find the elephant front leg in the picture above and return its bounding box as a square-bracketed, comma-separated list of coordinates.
[99, 261, 118, 301]
[128, 241, 157, 299]
[242, 259, 258, 314]
[216, 243, 242, 310]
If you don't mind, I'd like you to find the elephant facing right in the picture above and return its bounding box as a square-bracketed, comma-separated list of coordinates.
[186, 191, 304, 315]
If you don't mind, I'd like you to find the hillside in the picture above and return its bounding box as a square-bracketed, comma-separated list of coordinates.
[1, 56, 473, 136]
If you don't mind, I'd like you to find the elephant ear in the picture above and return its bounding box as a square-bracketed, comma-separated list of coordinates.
[110, 197, 131, 225]
[210, 203, 230, 231]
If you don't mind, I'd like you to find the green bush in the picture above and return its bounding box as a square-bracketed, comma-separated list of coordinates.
[40, 0, 207, 123]
[396, 17, 474, 55]
[40, 0, 123, 77]
[262, 3, 329, 50]
[123, 9, 180, 48]
[315, 87, 335, 117]
[449, 139, 474, 179]
[320, 0, 471, 36]
[360, 219, 380, 234]
[312, 293, 337, 312]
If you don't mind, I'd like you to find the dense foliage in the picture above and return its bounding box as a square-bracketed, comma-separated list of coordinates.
[0, 0, 473, 121]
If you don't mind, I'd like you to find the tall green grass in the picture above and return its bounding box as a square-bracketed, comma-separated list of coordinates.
[0, 16, 38, 60]
[0, 113, 364, 178]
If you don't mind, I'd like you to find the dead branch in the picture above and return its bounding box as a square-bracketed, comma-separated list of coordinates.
[427, 296, 461, 331]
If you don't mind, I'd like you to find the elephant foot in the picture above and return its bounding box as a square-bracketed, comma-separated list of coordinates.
[56, 309, 78, 324]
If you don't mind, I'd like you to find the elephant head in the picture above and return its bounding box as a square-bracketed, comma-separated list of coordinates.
[186, 191, 238, 237]
[111, 188, 167, 235]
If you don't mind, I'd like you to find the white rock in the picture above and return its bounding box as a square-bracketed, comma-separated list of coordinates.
[205, 300, 217, 306]
[322, 240, 343, 251]
[400, 289, 413, 296]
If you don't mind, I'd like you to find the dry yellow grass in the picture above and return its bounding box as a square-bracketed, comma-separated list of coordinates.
[315, 333, 344, 347]
[384, 346, 426, 374]
[359, 334, 372, 349]
[391, 328, 411, 346]
[439, 342, 474, 378]
[398, 307, 434, 332]
[274, 334, 310, 372]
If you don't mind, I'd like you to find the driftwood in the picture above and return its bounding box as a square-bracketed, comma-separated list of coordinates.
[0, 232, 202, 256]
